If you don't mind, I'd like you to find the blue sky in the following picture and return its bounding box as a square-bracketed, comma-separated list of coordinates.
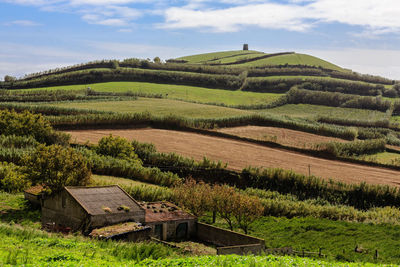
[1, 0, 400, 80]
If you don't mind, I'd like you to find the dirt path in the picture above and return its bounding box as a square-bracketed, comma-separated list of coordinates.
[66, 128, 400, 186]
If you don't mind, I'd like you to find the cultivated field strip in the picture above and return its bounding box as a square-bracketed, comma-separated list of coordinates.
[214, 126, 347, 149]
[66, 128, 400, 186]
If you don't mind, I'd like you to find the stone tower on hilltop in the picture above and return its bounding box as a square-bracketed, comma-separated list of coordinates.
[243, 44, 249, 50]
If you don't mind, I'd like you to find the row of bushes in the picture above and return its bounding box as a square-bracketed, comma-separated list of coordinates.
[286, 87, 392, 112]
[76, 147, 180, 187]
[0, 88, 164, 103]
[315, 139, 386, 157]
[243, 77, 385, 96]
[0, 102, 109, 116]
[48, 112, 358, 141]
[3, 68, 243, 90]
[248, 68, 394, 85]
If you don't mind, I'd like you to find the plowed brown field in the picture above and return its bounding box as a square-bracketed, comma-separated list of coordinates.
[66, 128, 400, 186]
[214, 126, 347, 149]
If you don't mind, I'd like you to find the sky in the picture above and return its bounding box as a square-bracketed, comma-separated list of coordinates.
[1, 0, 400, 80]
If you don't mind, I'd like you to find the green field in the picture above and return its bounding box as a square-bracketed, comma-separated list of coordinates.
[262, 104, 388, 121]
[249, 217, 400, 264]
[248, 75, 391, 88]
[47, 98, 252, 118]
[92, 174, 164, 189]
[227, 53, 344, 71]
[139, 255, 387, 267]
[23, 81, 282, 106]
[176, 50, 263, 63]
[362, 152, 400, 165]
[215, 53, 269, 64]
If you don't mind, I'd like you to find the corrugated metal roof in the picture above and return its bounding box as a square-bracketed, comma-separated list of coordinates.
[65, 185, 144, 216]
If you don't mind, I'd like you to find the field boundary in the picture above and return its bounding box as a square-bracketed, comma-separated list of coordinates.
[63, 125, 400, 173]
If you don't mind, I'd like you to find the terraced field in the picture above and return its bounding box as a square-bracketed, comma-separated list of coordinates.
[233, 53, 344, 71]
[262, 104, 388, 120]
[215, 126, 347, 149]
[48, 98, 252, 118]
[65, 128, 400, 186]
[23, 81, 282, 106]
[176, 50, 263, 63]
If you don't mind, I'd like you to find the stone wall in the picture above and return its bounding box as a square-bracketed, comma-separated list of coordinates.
[41, 191, 87, 231]
[146, 219, 196, 241]
[196, 223, 265, 255]
[217, 244, 264, 255]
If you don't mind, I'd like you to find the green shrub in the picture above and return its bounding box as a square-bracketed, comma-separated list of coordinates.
[0, 162, 30, 193]
[96, 135, 141, 164]
[22, 145, 91, 194]
[0, 109, 69, 145]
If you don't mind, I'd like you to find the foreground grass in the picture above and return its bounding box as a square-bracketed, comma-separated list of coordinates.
[47, 98, 252, 118]
[138, 255, 393, 267]
[0, 223, 178, 266]
[22, 81, 282, 106]
[236, 217, 400, 264]
[261, 104, 388, 121]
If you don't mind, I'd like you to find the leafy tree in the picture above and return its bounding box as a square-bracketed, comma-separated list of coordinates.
[0, 162, 30, 193]
[153, 57, 161, 64]
[4, 75, 16, 82]
[0, 109, 70, 145]
[213, 184, 237, 230]
[232, 194, 263, 234]
[23, 145, 91, 194]
[173, 178, 211, 217]
[96, 135, 141, 164]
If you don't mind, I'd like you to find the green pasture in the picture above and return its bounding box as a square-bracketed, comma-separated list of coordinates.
[176, 50, 262, 63]
[231, 53, 345, 71]
[248, 75, 392, 88]
[261, 104, 388, 121]
[248, 216, 400, 264]
[362, 152, 400, 165]
[22, 81, 282, 106]
[214, 53, 268, 64]
[47, 98, 252, 118]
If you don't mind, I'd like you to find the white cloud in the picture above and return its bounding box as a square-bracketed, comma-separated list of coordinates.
[163, 4, 311, 32]
[4, 20, 41, 26]
[162, 0, 400, 34]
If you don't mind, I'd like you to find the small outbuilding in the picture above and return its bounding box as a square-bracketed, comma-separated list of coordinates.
[142, 202, 197, 241]
[41, 185, 145, 232]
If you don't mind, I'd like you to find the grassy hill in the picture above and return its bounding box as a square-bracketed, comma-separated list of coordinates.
[177, 50, 344, 71]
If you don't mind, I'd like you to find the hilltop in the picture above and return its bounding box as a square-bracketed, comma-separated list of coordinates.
[174, 50, 344, 71]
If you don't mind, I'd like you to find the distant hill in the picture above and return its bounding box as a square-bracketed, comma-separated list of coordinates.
[175, 50, 344, 72]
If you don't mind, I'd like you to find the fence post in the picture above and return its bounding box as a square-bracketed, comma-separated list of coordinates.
[375, 249, 378, 260]
[319, 248, 322, 257]
[302, 250, 305, 257]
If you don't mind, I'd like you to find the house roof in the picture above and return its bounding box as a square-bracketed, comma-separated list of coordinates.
[65, 185, 144, 216]
[24, 185, 44, 196]
[142, 202, 196, 223]
[89, 222, 150, 238]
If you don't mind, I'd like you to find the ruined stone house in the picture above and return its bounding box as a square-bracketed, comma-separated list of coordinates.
[41, 185, 145, 232]
[141, 201, 197, 241]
